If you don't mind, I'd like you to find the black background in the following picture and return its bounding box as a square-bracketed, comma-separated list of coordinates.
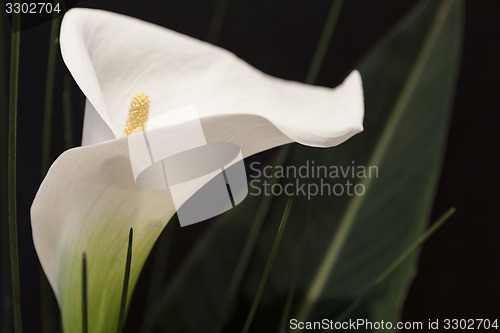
[1, 0, 499, 331]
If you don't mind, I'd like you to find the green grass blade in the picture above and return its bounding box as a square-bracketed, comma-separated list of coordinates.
[41, 12, 61, 175]
[278, 202, 313, 333]
[8, 9, 22, 333]
[305, 0, 344, 84]
[1, 6, 13, 333]
[117, 228, 134, 333]
[207, 0, 231, 44]
[326, 207, 456, 332]
[241, 199, 293, 333]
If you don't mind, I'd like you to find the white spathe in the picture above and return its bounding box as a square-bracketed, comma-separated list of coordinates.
[31, 8, 364, 333]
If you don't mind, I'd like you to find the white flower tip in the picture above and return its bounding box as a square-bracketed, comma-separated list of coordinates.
[276, 69, 365, 148]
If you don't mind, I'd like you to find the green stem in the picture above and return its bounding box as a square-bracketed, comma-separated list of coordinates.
[82, 254, 88, 333]
[41, 12, 61, 175]
[327, 207, 456, 332]
[206, 0, 231, 44]
[1, 7, 13, 333]
[8, 9, 22, 333]
[117, 228, 134, 333]
[279, 202, 313, 333]
[241, 199, 293, 333]
[305, 0, 344, 84]
[62, 75, 75, 149]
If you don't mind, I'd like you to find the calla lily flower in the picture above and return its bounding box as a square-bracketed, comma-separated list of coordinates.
[31, 8, 364, 333]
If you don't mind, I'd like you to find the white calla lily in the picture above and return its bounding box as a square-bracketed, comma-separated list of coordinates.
[31, 8, 364, 333]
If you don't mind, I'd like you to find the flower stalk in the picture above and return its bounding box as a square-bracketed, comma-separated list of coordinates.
[41, 12, 62, 175]
[242, 199, 293, 333]
[1, 5, 13, 332]
[306, 0, 344, 84]
[8, 9, 22, 333]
